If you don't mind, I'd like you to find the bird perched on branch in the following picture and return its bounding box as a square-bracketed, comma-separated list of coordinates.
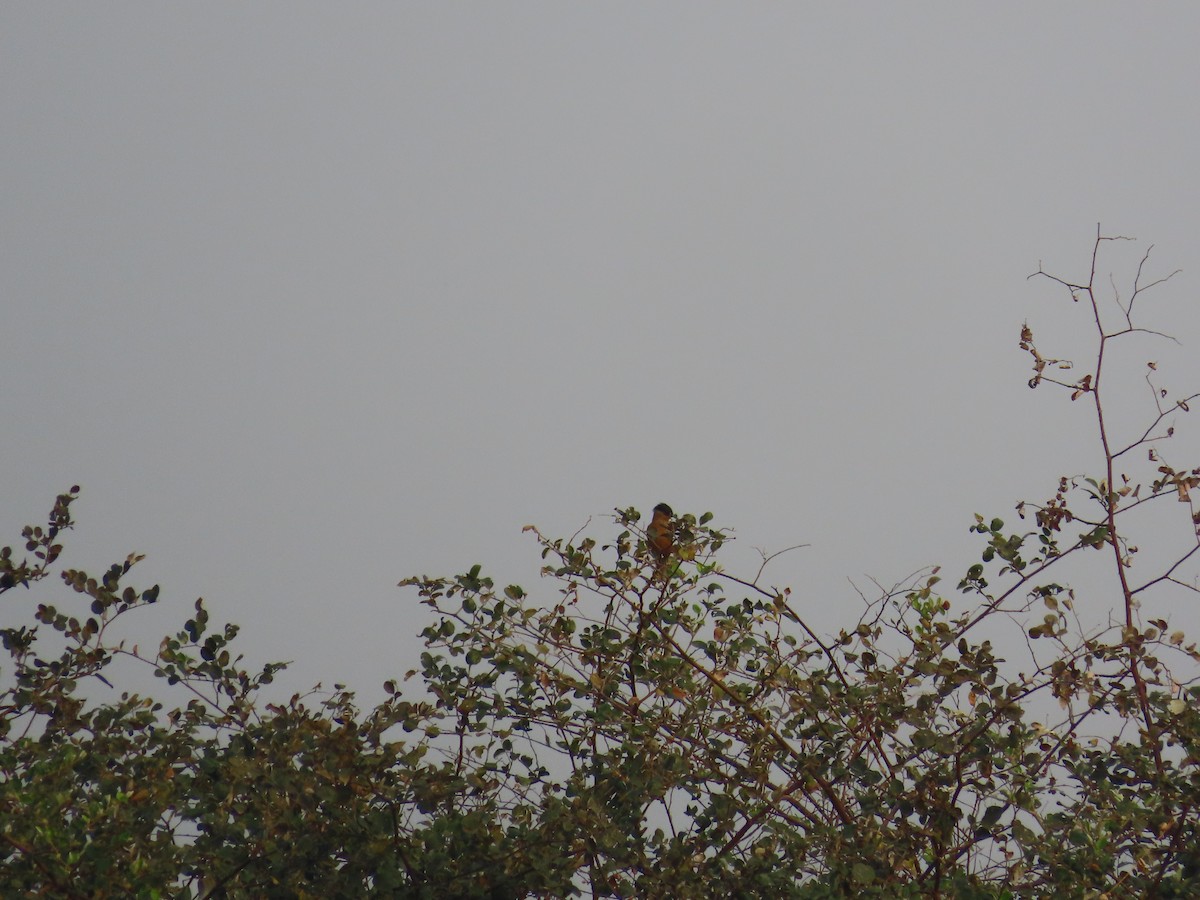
[646, 503, 675, 562]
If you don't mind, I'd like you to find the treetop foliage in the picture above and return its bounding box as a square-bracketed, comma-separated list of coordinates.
[4, 230, 1200, 897]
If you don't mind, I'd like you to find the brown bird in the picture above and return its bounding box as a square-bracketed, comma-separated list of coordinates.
[646, 503, 675, 561]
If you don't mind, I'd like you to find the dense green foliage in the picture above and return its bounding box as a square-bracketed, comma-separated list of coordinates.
[4, 233, 1200, 897]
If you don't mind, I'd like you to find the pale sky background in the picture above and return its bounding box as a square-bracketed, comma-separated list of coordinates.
[5, 6, 1200, 704]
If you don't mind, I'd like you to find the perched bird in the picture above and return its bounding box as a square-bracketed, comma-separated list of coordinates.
[646, 503, 675, 561]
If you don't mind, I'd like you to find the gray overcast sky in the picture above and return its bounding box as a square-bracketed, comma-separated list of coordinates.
[5, 5, 1200, 700]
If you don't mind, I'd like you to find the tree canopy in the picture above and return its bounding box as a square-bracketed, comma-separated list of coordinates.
[4, 231, 1200, 898]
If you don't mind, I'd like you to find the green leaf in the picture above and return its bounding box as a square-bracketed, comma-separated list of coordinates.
[851, 862, 876, 884]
